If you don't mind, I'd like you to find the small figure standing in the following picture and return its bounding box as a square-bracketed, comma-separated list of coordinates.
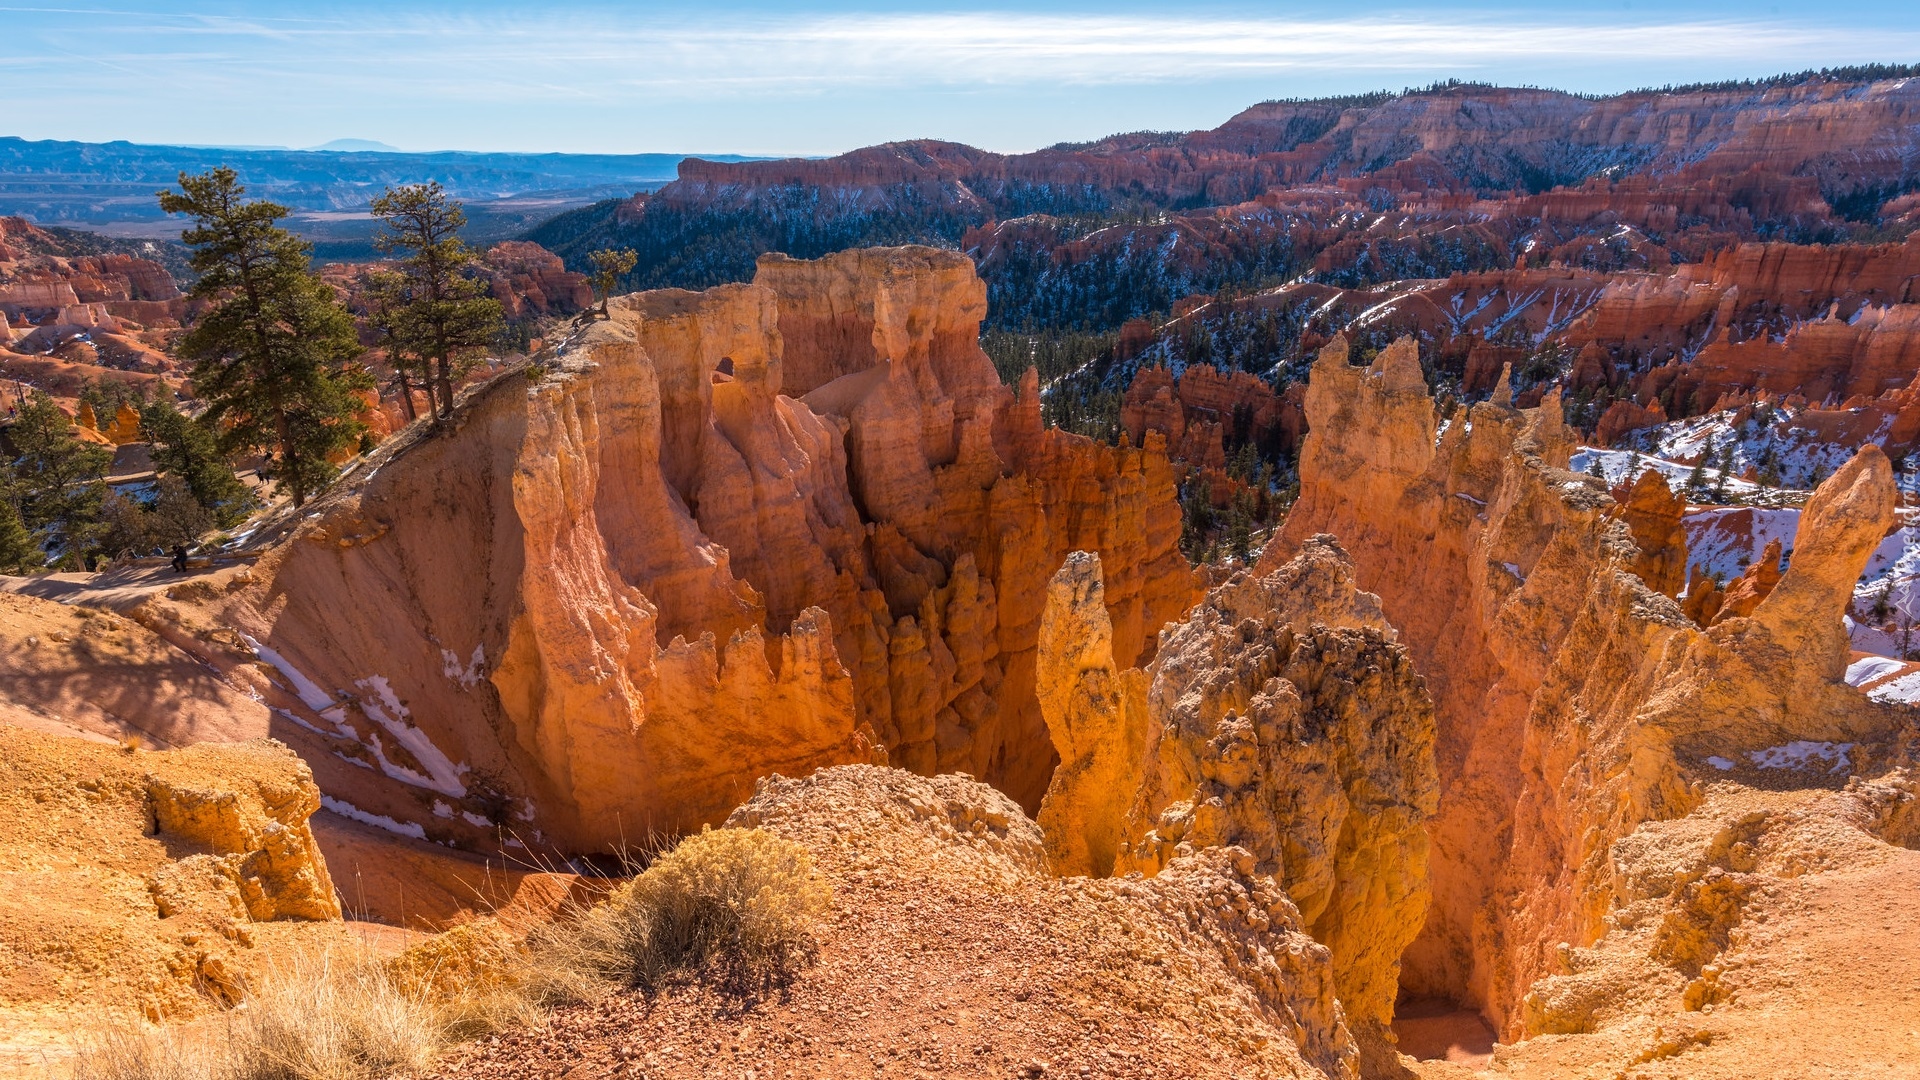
[170, 544, 189, 574]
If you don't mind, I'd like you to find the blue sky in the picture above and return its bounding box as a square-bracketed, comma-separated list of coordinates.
[3, 1, 1917, 156]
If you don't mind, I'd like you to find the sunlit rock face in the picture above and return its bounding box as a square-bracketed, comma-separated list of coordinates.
[222, 246, 1195, 853]
[1035, 536, 1438, 1072]
[1260, 333, 1906, 1036]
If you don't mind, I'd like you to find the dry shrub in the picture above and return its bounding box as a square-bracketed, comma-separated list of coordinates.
[72, 954, 441, 1080]
[75, 827, 830, 1077]
[535, 826, 831, 994]
[68, 1026, 207, 1080]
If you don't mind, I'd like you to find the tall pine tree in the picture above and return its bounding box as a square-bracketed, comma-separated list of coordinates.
[138, 397, 255, 527]
[159, 168, 371, 507]
[369, 182, 502, 425]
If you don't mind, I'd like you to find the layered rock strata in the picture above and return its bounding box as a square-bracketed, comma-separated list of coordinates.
[1258, 334, 1910, 1037]
[220, 246, 1194, 853]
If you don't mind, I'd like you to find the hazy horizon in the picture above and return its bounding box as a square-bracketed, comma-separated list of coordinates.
[4, 1, 1917, 158]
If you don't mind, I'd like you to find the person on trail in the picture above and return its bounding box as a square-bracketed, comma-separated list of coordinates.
[170, 544, 189, 573]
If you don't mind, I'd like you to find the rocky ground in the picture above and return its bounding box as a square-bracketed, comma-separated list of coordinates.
[426, 767, 1357, 1080]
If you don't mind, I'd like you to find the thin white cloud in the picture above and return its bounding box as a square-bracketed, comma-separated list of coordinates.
[431, 12, 1920, 91]
[8, 9, 1914, 96]
[3, 6, 1913, 152]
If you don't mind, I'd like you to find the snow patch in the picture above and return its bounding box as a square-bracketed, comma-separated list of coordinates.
[239, 632, 336, 712]
[1748, 741, 1853, 774]
[353, 675, 469, 798]
[1845, 655, 1907, 687]
[270, 706, 332, 737]
[1866, 671, 1920, 705]
[1683, 506, 1800, 584]
[441, 644, 487, 689]
[1706, 756, 1737, 771]
[321, 795, 426, 840]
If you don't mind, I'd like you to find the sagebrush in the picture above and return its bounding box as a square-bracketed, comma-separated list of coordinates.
[73, 826, 832, 1077]
[535, 825, 832, 993]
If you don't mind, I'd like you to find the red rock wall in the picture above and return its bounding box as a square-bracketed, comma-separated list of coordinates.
[227, 247, 1196, 854]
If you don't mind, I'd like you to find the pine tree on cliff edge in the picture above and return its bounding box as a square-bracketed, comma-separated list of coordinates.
[158, 168, 371, 508]
[369, 182, 502, 425]
[589, 247, 636, 319]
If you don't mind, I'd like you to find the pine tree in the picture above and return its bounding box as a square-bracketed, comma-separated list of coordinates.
[369, 182, 503, 423]
[1, 393, 110, 565]
[138, 398, 255, 527]
[159, 168, 371, 507]
[358, 267, 430, 424]
[589, 248, 638, 318]
[0, 495, 41, 573]
[1226, 506, 1252, 564]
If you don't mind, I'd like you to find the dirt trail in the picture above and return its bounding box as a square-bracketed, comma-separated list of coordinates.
[0, 562, 239, 612]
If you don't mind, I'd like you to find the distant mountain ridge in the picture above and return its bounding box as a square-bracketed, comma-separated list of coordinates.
[305, 139, 404, 153]
[529, 69, 1920, 315]
[0, 137, 763, 224]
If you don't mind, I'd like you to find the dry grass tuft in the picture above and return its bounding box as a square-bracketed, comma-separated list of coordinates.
[534, 825, 832, 995]
[72, 954, 443, 1080]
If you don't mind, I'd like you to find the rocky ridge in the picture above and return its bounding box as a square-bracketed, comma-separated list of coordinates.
[203, 245, 1194, 853]
[433, 765, 1363, 1079]
[1035, 536, 1438, 1072]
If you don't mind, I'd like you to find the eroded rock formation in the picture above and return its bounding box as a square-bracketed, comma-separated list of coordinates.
[218, 246, 1195, 853]
[1259, 333, 1911, 1040]
[1036, 535, 1438, 1071]
[0, 724, 338, 1023]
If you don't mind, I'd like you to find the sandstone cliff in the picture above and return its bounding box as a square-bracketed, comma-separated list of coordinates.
[1260, 333, 1912, 1040]
[216, 246, 1195, 854]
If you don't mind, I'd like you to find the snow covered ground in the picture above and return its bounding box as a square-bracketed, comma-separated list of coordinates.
[1571, 440, 1920, 664]
[1616, 404, 1920, 497]
[1568, 447, 1771, 502]
[1683, 505, 1802, 582]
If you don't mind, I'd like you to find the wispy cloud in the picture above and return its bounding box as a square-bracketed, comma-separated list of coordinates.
[3, 4, 1912, 151]
[9, 8, 1916, 95]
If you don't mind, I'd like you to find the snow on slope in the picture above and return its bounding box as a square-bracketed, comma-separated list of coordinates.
[1573, 441, 1920, 661]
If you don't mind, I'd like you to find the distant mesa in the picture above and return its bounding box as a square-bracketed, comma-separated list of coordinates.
[304, 138, 403, 153]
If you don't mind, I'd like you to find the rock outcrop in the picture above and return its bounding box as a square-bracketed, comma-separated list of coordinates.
[1609, 469, 1689, 598]
[217, 246, 1195, 854]
[1032, 552, 1150, 880]
[482, 241, 594, 319]
[1036, 535, 1438, 1072]
[0, 724, 339, 1023]
[730, 765, 1360, 1080]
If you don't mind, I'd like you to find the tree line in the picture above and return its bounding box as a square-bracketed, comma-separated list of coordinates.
[1, 168, 638, 573]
